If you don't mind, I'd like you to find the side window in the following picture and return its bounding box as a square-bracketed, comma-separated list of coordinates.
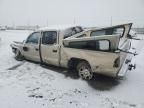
[113, 28, 124, 36]
[64, 28, 75, 39]
[99, 40, 110, 51]
[91, 30, 106, 36]
[42, 31, 57, 45]
[26, 32, 41, 44]
[91, 29, 113, 37]
[75, 27, 83, 33]
[91, 27, 124, 37]
[64, 27, 83, 39]
[68, 41, 97, 50]
[64, 40, 110, 51]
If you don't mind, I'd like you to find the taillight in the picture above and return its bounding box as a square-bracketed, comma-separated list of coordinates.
[113, 57, 120, 68]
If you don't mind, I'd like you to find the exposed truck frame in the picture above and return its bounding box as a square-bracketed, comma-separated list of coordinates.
[11, 23, 136, 80]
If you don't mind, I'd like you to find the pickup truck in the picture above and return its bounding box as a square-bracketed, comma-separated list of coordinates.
[10, 23, 136, 80]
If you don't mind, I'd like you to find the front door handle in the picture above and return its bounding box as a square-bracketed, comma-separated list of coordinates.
[53, 49, 57, 52]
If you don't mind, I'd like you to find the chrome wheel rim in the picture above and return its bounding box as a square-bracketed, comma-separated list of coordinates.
[78, 65, 92, 80]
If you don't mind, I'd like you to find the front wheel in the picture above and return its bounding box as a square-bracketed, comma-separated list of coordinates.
[76, 61, 93, 80]
[14, 49, 24, 61]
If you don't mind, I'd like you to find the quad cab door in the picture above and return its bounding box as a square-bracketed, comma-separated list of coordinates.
[40, 31, 59, 66]
[23, 32, 41, 62]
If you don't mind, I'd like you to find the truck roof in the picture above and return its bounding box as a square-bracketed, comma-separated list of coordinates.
[37, 25, 81, 31]
[85, 23, 132, 31]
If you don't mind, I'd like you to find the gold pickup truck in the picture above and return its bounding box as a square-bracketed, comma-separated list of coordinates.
[10, 23, 136, 80]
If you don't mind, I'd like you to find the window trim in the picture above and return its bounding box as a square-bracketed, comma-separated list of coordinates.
[41, 31, 57, 45]
[64, 39, 111, 52]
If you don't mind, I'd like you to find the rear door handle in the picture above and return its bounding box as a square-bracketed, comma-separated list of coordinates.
[35, 48, 39, 51]
[53, 49, 57, 52]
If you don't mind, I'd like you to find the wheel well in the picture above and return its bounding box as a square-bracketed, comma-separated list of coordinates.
[12, 47, 17, 53]
[68, 58, 89, 69]
[12, 47, 22, 55]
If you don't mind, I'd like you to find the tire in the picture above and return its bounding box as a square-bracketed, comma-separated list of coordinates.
[14, 49, 24, 61]
[76, 61, 93, 80]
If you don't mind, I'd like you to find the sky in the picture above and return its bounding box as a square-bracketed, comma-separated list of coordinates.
[0, 0, 144, 27]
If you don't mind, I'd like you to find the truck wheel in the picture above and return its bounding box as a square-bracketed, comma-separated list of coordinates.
[76, 61, 93, 80]
[15, 49, 23, 61]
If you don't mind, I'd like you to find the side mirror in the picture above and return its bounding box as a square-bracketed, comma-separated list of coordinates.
[99, 40, 110, 51]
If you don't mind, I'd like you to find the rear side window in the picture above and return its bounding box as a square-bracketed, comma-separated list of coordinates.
[64, 40, 110, 51]
[113, 28, 124, 36]
[64, 27, 83, 39]
[75, 27, 83, 33]
[42, 31, 57, 45]
[91, 30, 106, 36]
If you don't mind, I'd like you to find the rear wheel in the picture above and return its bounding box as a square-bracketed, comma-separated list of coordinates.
[14, 49, 24, 61]
[76, 61, 93, 80]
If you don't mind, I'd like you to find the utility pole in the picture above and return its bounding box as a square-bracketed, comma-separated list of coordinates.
[28, 20, 31, 26]
[47, 19, 49, 27]
[12, 21, 15, 29]
[110, 16, 113, 26]
[73, 18, 76, 25]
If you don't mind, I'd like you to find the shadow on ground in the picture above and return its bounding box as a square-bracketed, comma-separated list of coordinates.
[40, 63, 79, 79]
[40, 63, 120, 91]
[8, 60, 120, 91]
[87, 74, 120, 91]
